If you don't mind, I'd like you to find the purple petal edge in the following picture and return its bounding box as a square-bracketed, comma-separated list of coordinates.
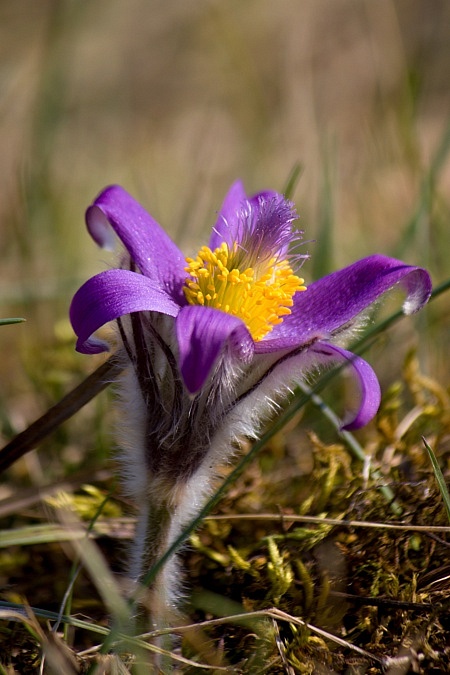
[86, 185, 187, 304]
[70, 269, 179, 354]
[309, 342, 381, 430]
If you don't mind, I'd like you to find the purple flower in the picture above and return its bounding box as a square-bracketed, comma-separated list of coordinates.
[70, 181, 431, 607]
[71, 182, 431, 435]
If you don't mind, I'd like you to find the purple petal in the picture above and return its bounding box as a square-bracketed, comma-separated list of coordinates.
[70, 269, 180, 354]
[209, 181, 247, 250]
[309, 342, 381, 430]
[209, 181, 285, 252]
[235, 193, 299, 264]
[256, 255, 432, 352]
[176, 306, 254, 394]
[86, 186, 187, 304]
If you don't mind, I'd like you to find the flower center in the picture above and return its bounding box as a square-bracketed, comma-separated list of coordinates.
[183, 242, 306, 341]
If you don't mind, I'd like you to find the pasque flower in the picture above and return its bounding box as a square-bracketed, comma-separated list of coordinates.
[70, 181, 431, 629]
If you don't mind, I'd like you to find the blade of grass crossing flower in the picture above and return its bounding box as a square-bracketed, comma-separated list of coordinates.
[423, 436, 450, 524]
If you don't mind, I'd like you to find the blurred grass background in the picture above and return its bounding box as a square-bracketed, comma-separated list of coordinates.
[0, 0, 449, 671]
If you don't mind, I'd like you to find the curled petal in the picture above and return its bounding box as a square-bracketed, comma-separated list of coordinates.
[70, 269, 180, 354]
[257, 255, 432, 352]
[309, 342, 381, 430]
[176, 306, 254, 394]
[228, 340, 380, 437]
[86, 186, 187, 303]
[246, 342, 379, 430]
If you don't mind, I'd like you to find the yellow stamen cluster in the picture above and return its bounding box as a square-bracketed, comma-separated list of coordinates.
[183, 242, 306, 341]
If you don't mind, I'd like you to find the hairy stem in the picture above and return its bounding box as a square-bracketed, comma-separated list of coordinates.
[129, 496, 182, 670]
[132, 500, 176, 610]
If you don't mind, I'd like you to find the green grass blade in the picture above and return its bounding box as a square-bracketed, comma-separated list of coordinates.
[296, 382, 402, 515]
[0, 356, 123, 473]
[423, 436, 450, 524]
[0, 317, 25, 326]
[0, 600, 108, 636]
[54, 490, 116, 640]
[312, 137, 335, 279]
[283, 162, 303, 200]
[0, 523, 88, 547]
[393, 117, 450, 261]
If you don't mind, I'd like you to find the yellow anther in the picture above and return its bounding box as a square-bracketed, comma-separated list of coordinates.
[183, 241, 306, 341]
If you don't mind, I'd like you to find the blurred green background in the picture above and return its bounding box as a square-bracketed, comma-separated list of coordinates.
[0, 0, 449, 448]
